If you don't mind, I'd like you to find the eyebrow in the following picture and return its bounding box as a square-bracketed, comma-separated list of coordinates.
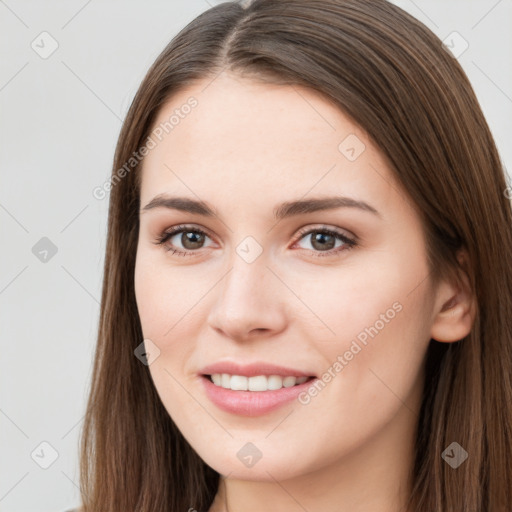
[141, 194, 380, 219]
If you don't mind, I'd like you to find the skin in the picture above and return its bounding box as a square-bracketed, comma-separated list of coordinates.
[134, 72, 475, 512]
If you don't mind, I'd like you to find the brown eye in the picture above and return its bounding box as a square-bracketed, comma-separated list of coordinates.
[294, 227, 357, 258]
[309, 231, 337, 251]
[155, 225, 214, 256]
[179, 231, 206, 250]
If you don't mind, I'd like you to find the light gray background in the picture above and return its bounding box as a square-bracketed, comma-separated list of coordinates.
[1, 1, 510, 511]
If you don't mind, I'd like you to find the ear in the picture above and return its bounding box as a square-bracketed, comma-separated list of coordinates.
[430, 249, 477, 343]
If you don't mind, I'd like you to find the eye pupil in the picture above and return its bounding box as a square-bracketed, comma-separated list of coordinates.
[311, 231, 335, 251]
[182, 231, 205, 249]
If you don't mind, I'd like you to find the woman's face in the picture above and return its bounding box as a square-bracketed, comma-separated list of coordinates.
[134, 72, 439, 481]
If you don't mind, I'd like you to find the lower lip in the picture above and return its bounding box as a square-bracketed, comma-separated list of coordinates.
[200, 375, 317, 417]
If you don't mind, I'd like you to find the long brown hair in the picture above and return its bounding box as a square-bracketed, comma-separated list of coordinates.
[79, 1, 512, 510]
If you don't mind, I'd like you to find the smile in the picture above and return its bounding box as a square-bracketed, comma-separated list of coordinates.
[208, 373, 311, 391]
[199, 371, 318, 417]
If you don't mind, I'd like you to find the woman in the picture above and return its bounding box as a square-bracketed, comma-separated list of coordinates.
[76, 0, 512, 511]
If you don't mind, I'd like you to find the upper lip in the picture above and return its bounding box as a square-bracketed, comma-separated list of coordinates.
[200, 361, 316, 378]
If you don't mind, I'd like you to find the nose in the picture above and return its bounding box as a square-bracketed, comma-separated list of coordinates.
[207, 254, 287, 342]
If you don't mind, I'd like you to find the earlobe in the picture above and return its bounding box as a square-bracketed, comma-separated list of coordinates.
[430, 251, 476, 343]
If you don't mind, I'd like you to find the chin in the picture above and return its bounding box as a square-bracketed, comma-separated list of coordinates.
[192, 438, 317, 482]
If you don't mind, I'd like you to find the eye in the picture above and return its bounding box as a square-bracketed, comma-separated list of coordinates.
[153, 224, 357, 258]
[292, 226, 357, 258]
[153, 224, 214, 256]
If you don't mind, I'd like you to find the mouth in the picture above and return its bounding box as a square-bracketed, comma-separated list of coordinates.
[198, 362, 318, 416]
[203, 373, 315, 391]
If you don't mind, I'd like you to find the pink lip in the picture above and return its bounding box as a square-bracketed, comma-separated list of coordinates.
[200, 376, 317, 417]
[199, 361, 315, 378]
[198, 361, 317, 417]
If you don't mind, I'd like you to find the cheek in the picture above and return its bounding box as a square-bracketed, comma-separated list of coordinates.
[134, 268, 168, 340]
[292, 247, 426, 345]
[134, 255, 201, 419]
[296, 246, 432, 409]
[134, 251, 204, 341]
[134, 251, 210, 394]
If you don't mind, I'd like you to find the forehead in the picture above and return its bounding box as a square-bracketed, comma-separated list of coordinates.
[139, 72, 399, 213]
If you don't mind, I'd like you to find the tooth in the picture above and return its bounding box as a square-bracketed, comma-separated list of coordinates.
[267, 375, 283, 390]
[248, 375, 268, 391]
[211, 373, 309, 390]
[221, 373, 231, 388]
[230, 375, 248, 390]
[282, 376, 297, 388]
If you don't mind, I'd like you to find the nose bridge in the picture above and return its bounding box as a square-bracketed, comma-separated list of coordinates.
[207, 243, 286, 339]
[219, 247, 271, 310]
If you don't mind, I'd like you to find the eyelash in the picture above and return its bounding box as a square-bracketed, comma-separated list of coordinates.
[153, 224, 357, 258]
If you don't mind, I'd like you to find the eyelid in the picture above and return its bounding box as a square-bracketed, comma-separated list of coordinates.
[292, 224, 356, 243]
